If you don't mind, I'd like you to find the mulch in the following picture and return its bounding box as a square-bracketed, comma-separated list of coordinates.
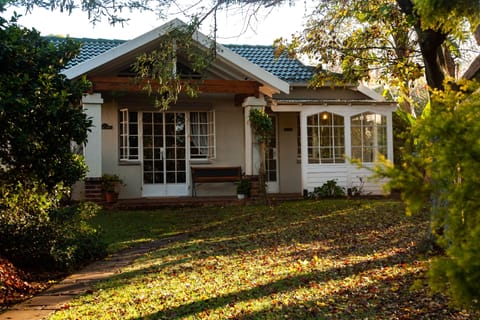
[0, 258, 64, 312]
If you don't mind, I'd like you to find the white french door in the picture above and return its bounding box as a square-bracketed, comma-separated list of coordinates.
[141, 112, 188, 197]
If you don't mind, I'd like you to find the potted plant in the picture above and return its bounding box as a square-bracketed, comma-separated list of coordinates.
[236, 177, 251, 200]
[101, 173, 123, 203]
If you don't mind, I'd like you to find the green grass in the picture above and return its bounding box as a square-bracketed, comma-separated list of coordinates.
[49, 200, 477, 319]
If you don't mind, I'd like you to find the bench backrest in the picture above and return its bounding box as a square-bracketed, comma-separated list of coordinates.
[191, 166, 242, 183]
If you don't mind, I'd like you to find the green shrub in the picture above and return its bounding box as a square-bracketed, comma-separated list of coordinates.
[308, 179, 345, 199]
[0, 182, 106, 270]
[377, 79, 480, 310]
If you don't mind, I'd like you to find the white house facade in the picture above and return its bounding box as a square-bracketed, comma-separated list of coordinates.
[58, 19, 396, 200]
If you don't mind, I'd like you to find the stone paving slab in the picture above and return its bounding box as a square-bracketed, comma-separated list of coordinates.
[0, 234, 187, 320]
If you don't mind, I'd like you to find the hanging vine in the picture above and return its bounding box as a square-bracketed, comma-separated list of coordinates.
[249, 108, 273, 204]
[131, 18, 216, 109]
[249, 108, 273, 143]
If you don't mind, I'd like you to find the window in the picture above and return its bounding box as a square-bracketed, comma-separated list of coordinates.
[190, 111, 215, 160]
[350, 112, 387, 162]
[119, 109, 139, 161]
[119, 109, 215, 162]
[307, 112, 345, 163]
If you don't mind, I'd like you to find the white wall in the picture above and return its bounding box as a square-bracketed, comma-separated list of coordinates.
[99, 94, 245, 198]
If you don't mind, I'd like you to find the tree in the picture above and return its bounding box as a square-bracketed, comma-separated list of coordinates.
[275, 1, 422, 114]
[274, 0, 480, 115]
[0, 13, 91, 189]
[274, 0, 480, 309]
[0, 13, 105, 270]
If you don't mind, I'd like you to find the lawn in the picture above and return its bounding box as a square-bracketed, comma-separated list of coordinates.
[49, 200, 476, 319]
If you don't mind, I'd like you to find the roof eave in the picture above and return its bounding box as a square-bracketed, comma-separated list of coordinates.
[274, 99, 397, 106]
[63, 19, 184, 80]
[63, 18, 290, 95]
[212, 42, 289, 94]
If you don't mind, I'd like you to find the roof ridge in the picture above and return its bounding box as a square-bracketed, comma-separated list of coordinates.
[47, 36, 126, 42]
[224, 44, 275, 48]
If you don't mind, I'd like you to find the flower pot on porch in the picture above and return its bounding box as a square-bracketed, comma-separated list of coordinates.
[104, 191, 119, 203]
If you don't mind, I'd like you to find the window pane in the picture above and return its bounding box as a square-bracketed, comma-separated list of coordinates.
[363, 147, 374, 162]
[333, 114, 344, 125]
[320, 126, 332, 146]
[144, 172, 153, 184]
[334, 147, 345, 162]
[378, 127, 387, 145]
[351, 147, 362, 160]
[351, 127, 362, 146]
[307, 114, 318, 126]
[154, 172, 163, 184]
[177, 171, 186, 183]
[363, 127, 373, 146]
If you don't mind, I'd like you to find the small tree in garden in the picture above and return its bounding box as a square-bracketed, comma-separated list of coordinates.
[248, 108, 273, 203]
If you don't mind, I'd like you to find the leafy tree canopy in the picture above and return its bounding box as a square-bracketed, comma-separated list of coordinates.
[275, 0, 479, 110]
[0, 14, 91, 188]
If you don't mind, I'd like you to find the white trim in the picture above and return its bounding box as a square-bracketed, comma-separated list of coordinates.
[82, 93, 103, 177]
[63, 18, 290, 94]
[356, 84, 386, 102]
[299, 104, 396, 195]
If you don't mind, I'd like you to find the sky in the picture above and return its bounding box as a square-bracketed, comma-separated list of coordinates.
[4, 1, 314, 45]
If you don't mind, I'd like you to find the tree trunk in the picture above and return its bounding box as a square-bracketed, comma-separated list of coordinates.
[396, 0, 449, 90]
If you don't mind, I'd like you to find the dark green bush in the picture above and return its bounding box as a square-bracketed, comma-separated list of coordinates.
[0, 182, 106, 270]
[308, 179, 345, 199]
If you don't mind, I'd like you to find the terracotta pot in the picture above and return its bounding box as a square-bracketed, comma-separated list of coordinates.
[104, 192, 118, 203]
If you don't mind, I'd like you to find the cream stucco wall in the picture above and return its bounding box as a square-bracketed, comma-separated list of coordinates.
[98, 94, 245, 199]
[277, 113, 302, 194]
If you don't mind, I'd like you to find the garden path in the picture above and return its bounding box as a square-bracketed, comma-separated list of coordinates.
[0, 234, 187, 320]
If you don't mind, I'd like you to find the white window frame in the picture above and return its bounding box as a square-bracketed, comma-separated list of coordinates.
[119, 109, 216, 162]
[119, 108, 139, 162]
[350, 112, 388, 163]
[189, 111, 216, 160]
[307, 111, 345, 164]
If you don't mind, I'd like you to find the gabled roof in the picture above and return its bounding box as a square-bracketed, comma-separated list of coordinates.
[56, 38, 314, 84]
[61, 18, 291, 94]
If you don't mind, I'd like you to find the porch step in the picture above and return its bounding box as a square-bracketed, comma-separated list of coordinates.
[104, 193, 304, 210]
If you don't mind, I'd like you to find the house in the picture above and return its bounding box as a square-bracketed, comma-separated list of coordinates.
[60, 19, 396, 201]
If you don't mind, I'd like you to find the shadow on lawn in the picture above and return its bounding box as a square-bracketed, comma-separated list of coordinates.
[75, 200, 468, 319]
[125, 253, 429, 320]
[93, 201, 424, 292]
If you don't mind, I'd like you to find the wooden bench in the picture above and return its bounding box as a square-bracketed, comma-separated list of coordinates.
[191, 166, 242, 197]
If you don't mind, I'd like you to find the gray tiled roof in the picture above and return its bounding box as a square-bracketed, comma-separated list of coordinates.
[47, 37, 126, 69]
[53, 37, 314, 83]
[226, 44, 314, 83]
